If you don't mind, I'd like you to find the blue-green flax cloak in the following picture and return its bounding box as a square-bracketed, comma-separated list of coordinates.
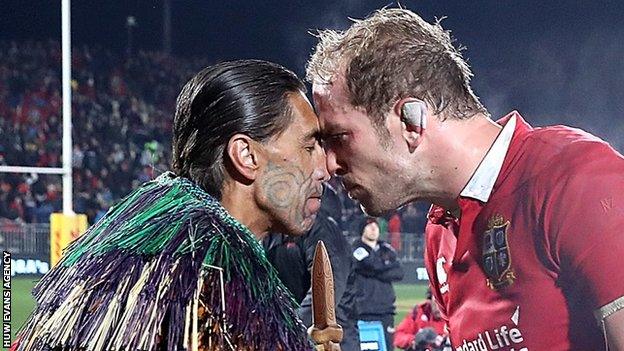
[13, 172, 312, 351]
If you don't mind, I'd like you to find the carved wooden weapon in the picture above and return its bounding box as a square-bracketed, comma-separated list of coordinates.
[308, 241, 343, 351]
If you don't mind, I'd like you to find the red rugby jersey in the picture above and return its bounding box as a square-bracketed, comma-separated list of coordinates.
[425, 111, 624, 350]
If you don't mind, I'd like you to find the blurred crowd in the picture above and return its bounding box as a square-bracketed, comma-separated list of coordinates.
[0, 40, 431, 246]
[0, 40, 208, 224]
[6, 40, 620, 247]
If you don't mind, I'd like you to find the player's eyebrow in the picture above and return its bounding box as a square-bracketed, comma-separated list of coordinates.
[301, 127, 322, 142]
[320, 122, 348, 140]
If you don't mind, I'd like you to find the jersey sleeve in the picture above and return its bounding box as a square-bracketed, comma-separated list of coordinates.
[546, 143, 624, 321]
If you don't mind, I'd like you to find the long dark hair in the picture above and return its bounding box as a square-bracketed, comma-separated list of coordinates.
[172, 59, 306, 198]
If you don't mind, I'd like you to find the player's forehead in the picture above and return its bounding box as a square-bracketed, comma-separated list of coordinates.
[312, 80, 349, 111]
[281, 91, 320, 141]
[312, 83, 357, 131]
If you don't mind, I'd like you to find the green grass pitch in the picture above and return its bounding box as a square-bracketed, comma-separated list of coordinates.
[3, 276, 39, 345]
[3, 277, 428, 350]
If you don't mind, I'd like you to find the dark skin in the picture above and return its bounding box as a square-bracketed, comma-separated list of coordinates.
[260, 160, 320, 230]
[220, 91, 329, 240]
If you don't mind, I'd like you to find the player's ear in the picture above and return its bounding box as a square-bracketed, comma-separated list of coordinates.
[226, 134, 260, 181]
[393, 98, 428, 152]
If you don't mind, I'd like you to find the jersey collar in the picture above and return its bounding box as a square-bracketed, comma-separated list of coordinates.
[459, 115, 517, 203]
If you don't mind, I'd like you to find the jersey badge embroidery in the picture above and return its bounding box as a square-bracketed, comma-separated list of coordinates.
[482, 214, 516, 290]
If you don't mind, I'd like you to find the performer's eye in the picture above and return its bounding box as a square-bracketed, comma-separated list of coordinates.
[305, 138, 322, 154]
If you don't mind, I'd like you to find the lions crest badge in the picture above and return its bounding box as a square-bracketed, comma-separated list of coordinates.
[482, 214, 515, 290]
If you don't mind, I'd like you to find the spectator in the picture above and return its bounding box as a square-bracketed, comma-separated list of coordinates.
[388, 211, 402, 252]
[394, 289, 447, 350]
[400, 203, 429, 261]
[401, 203, 427, 235]
[0, 41, 210, 224]
[353, 217, 404, 351]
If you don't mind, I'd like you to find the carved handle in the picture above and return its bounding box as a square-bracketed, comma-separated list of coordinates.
[315, 341, 341, 351]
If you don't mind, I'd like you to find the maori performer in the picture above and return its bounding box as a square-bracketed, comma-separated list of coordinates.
[12, 59, 329, 351]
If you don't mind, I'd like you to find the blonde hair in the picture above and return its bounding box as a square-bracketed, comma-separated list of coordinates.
[306, 8, 487, 127]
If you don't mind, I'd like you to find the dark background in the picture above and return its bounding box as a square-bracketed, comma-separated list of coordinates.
[1, 0, 623, 147]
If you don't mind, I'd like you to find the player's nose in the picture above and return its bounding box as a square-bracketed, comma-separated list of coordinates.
[325, 148, 345, 177]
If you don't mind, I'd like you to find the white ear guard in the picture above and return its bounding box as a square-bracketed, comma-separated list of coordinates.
[401, 100, 427, 129]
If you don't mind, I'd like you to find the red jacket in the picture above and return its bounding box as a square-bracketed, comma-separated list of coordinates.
[394, 301, 446, 349]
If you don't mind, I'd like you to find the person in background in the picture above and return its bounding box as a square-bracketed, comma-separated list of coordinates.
[353, 217, 404, 351]
[394, 289, 447, 350]
[387, 211, 402, 252]
[400, 203, 427, 236]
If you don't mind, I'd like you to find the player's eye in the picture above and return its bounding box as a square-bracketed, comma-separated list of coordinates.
[323, 133, 348, 147]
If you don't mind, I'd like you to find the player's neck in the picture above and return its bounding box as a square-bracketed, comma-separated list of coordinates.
[434, 114, 502, 207]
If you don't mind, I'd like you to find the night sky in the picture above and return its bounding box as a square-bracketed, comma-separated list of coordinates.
[1, 0, 623, 147]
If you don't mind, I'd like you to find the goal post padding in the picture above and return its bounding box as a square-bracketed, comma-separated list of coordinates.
[50, 213, 88, 267]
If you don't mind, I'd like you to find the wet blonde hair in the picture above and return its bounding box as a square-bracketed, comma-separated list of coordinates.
[307, 8, 487, 130]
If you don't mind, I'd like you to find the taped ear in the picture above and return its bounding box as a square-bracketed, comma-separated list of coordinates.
[395, 99, 427, 153]
[400, 100, 428, 130]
